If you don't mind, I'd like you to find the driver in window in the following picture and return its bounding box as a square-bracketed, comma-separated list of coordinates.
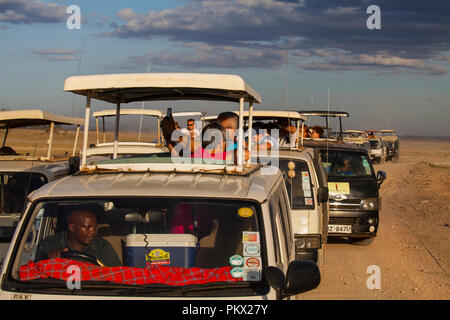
[337, 156, 354, 175]
[35, 208, 121, 266]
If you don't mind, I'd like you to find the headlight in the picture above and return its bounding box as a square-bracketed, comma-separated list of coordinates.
[295, 234, 321, 249]
[361, 198, 379, 210]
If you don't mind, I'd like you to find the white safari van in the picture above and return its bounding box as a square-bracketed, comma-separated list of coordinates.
[211, 110, 329, 269]
[0, 110, 83, 264]
[0, 74, 320, 300]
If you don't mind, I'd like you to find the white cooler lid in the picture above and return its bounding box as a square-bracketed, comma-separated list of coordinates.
[126, 233, 198, 247]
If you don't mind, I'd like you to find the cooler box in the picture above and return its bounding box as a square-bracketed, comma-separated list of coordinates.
[125, 233, 198, 268]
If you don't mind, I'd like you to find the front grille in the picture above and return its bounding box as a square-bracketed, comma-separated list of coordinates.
[330, 199, 361, 210]
[329, 217, 361, 225]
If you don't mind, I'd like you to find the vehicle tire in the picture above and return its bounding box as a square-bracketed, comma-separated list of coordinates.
[349, 237, 375, 246]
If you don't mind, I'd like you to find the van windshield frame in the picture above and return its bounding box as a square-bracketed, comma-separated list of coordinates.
[4, 196, 269, 297]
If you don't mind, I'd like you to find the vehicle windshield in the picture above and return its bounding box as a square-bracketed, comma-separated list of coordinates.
[369, 140, 380, 149]
[320, 151, 373, 177]
[0, 173, 47, 214]
[8, 197, 266, 296]
[381, 132, 395, 136]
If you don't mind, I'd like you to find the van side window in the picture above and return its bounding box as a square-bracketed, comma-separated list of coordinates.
[268, 195, 281, 264]
[277, 186, 292, 255]
[269, 189, 289, 267]
[279, 159, 315, 210]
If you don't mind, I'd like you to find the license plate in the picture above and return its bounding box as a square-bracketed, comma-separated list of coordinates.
[328, 224, 352, 233]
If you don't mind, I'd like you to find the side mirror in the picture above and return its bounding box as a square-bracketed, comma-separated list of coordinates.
[317, 186, 329, 203]
[68, 156, 80, 175]
[264, 260, 321, 300]
[377, 170, 386, 186]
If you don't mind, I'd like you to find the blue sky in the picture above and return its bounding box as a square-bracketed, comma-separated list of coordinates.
[0, 0, 449, 136]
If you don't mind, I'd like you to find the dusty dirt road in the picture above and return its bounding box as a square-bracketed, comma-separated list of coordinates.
[301, 138, 450, 300]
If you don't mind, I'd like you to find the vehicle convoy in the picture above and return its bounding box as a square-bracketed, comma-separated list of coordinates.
[299, 111, 386, 245]
[0, 73, 320, 300]
[380, 130, 399, 161]
[0, 110, 83, 264]
[366, 130, 387, 163]
[342, 130, 371, 155]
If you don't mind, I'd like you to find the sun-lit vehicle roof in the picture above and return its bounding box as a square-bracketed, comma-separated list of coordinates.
[64, 73, 261, 104]
[0, 109, 83, 128]
[0, 109, 83, 160]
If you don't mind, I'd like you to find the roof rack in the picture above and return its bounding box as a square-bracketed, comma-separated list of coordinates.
[0, 109, 83, 159]
[64, 73, 261, 172]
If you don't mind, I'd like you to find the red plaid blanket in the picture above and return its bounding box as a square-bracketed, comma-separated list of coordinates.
[19, 259, 242, 286]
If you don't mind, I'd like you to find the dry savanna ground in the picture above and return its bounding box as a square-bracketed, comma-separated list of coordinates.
[301, 138, 450, 300]
[4, 130, 450, 299]
[3, 128, 156, 157]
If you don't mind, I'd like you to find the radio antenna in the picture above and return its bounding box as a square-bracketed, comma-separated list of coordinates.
[72, 37, 87, 117]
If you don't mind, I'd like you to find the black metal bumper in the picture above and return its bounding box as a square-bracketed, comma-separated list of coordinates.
[328, 210, 379, 238]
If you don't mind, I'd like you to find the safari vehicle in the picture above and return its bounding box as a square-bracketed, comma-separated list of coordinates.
[366, 131, 386, 163]
[299, 111, 386, 245]
[298, 110, 349, 140]
[87, 108, 166, 157]
[219, 110, 329, 269]
[342, 130, 371, 154]
[380, 130, 399, 161]
[0, 73, 320, 300]
[0, 110, 83, 264]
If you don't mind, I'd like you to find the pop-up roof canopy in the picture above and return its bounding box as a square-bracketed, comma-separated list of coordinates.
[64, 73, 261, 104]
[298, 110, 349, 118]
[0, 110, 83, 129]
[92, 109, 163, 118]
[380, 130, 396, 133]
[233, 110, 306, 121]
[345, 130, 366, 134]
[64, 73, 262, 170]
[298, 110, 350, 141]
[0, 110, 83, 159]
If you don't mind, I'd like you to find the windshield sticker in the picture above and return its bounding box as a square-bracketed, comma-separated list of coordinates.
[244, 257, 261, 269]
[229, 255, 244, 266]
[362, 158, 371, 174]
[243, 269, 261, 281]
[301, 171, 312, 197]
[230, 267, 244, 279]
[146, 249, 170, 265]
[243, 243, 260, 256]
[237, 207, 254, 218]
[243, 231, 260, 243]
[305, 198, 313, 206]
[328, 182, 350, 195]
